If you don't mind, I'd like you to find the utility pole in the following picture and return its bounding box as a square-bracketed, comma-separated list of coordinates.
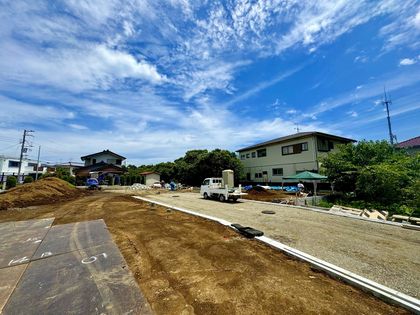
[17, 129, 34, 183]
[382, 88, 396, 145]
[35, 145, 41, 180]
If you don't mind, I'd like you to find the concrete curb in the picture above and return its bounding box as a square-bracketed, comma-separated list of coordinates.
[240, 199, 403, 227]
[133, 196, 420, 314]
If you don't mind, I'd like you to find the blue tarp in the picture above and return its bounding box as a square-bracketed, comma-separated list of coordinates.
[243, 185, 298, 192]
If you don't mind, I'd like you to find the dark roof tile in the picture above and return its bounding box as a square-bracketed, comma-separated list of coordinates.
[396, 136, 420, 148]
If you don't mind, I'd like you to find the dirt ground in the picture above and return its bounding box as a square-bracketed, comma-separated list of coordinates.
[0, 177, 85, 210]
[241, 187, 291, 202]
[0, 192, 409, 314]
[138, 191, 420, 300]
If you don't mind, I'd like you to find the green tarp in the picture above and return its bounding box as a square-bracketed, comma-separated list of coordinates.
[284, 171, 327, 180]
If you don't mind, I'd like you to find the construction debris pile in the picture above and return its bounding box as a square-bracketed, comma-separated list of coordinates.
[0, 177, 83, 210]
[127, 183, 151, 190]
[329, 205, 388, 220]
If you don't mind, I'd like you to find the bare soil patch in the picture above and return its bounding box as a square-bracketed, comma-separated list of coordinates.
[242, 187, 291, 202]
[0, 177, 86, 210]
[0, 193, 408, 314]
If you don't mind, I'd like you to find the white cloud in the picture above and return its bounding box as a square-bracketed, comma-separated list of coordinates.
[177, 60, 250, 101]
[223, 65, 305, 107]
[399, 58, 417, 66]
[69, 124, 88, 130]
[0, 0, 419, 164]
[0, 42, 166, 91]
[307, 70, 420, 117]
[379, 1, 420, 51]
[0, 95, 74, 125]
[347, 110, 358, 117]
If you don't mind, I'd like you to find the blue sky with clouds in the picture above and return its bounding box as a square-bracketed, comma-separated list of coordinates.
[0, 0, 419, 165]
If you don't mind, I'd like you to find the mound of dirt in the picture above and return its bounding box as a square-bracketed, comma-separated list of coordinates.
[243, 187, 289, 202]
[246, 186, 276, 195]
[0, 177, 84, 210]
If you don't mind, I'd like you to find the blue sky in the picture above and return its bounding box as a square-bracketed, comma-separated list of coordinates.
[0, 0, 419, 165]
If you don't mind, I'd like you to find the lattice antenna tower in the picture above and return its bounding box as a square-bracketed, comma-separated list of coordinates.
[382, 88, 397, 145]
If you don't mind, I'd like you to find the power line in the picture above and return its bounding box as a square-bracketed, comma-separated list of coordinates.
[0, 143, 21, 152]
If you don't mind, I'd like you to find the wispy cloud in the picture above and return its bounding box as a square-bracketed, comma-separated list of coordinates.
[399, 57, 418, 66]
[347, 110, 358, 117]
[1, 0, 419, 163]
[223, 65, 305, 107]
[307, 69, 420, 117]
[68, 124, 88, 130]
[379, 1, 420, 51]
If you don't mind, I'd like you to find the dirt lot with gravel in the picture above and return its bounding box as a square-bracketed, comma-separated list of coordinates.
[140, 191, 420, 299]
[0, 192, 409, 314]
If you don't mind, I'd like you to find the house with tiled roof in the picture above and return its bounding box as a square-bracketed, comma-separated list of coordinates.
[75, 150, 126, 179]
[396, 136, 420, 154]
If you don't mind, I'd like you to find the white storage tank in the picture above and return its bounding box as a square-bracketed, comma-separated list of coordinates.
[222, 169, 234, 188]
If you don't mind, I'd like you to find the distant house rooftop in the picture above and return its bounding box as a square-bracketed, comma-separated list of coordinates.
[81, 149, 126, 161]
[75, 161, 124, 177]
[139, 171, 160, 175]
[237, 131, 356, 152]
[54, 162, 84, 167]
[396, 136, 420, 149]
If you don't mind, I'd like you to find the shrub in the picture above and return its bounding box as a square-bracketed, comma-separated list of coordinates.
[318, 200, 333, 209]
[24, 176, 33, 183]
[6, 176, 17, 189]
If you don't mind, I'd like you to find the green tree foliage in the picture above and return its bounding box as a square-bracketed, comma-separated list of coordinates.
[175, 149, 243, 186]
[6, 176, 17, 189]
[121, 149, 243, 187]
[42, 167, 76, 185]
[153, 162, 177, 182]
[24, 176, 34, 183]
[321, 140, 420, 215]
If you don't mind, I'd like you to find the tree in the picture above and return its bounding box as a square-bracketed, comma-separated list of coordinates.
[42, 167, 76, 185]
[321, 140, 420, 214]
[153, 162, 177, 182]
[174, 149, 243, 186]
[321, 140, 405, 192]
[356, 162, 410, 206]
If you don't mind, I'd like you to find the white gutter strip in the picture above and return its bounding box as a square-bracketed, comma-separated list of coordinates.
[258, 236, 420, 314]
[133, 195, 420, 313]
[241, 199, 403, 227]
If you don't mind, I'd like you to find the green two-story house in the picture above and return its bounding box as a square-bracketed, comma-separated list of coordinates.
[237, 131, 355, 183]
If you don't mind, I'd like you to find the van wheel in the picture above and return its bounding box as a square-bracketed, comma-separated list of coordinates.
[203, 192, 209, 199]
[219, 194, 226, 202]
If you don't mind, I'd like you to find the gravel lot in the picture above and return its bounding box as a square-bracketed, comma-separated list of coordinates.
[142, 191, 420, 299]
